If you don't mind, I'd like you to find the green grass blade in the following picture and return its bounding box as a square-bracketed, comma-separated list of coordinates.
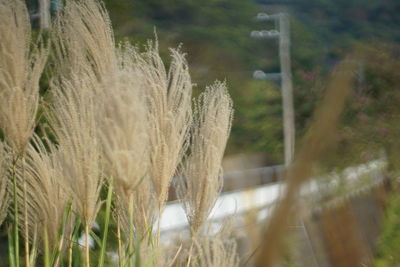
[8, 226, 16, 267]
[91, 231, 101, 248]
[134, 236, 141, 267]
[29, 227, 39, 267]
[51, 201, 73, 266]
[71, 218, 82, 267]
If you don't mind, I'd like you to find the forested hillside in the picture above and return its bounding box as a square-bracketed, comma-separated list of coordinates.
[28, 0, 400, 163]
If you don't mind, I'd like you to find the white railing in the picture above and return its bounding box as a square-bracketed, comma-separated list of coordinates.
[159, 158, 387, 240]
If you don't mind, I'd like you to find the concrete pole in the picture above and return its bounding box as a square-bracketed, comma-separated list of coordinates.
[39, 0, 51, 29]
[278, 14, 295, 166]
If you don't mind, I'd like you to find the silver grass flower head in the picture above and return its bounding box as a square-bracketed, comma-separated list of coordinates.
[177, 81, 233, 235]
[15, 135, 73, 247]
[182, 222, 239, 267]
[49, 71, 103, 229]
[192, 235, 239, 267]
[0, 0, 47, 155]
[52, 0, 117, 81]
[137, 44, 193, 209]
[99, 44, 157, 236]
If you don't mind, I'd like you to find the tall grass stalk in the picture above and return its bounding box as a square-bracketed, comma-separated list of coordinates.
[0, 142, 9, 225]
[98, 183, 113, 267]
[0, 1, 238, 266]
[29, 227, 38, 267]
[84, 224, 90, 267]
[44, 229, 50, 267]
[8, 226, 16, 267]
[128, 196, 134, 267]
[11, 156, 20, 267]
[22, 156, 30, 267]
[50, 5, 108, 266]
[116, 213, 124, 267]
[0, 1, 47, 266]
[52, 202, 73, 267]
[67, 222, 75, 267]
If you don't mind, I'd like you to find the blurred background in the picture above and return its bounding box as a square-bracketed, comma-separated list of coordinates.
[25, 0, 400, 166]
[23, 0, 400, 266]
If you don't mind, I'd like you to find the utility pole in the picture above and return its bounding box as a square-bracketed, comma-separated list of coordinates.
[278, 14, 295, 166]
[251, 13, 295, 166]
[38, 0, 51, 29]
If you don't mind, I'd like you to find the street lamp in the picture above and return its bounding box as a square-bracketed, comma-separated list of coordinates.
[253, 70, 282, 81]
[256, 12, 281, 21]
[250, 30, 280, 39]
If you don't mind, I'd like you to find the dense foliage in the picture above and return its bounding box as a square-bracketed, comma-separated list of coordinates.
[93, 0, 399, 163]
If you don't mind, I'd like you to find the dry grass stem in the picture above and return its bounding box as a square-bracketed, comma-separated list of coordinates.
[255, 61, 356, 267]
